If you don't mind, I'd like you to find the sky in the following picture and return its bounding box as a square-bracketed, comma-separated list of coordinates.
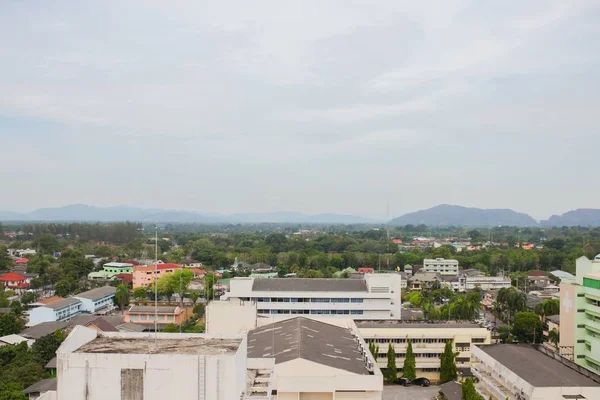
[1, 0, 599, 220]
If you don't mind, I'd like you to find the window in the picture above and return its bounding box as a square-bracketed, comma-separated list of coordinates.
[334, 298, 350, 303]
[578, 293, 585, 298]
[141, 314, 148, 320]
[351, 298, 364, 303]
[578, 324, 586, 328]
[577, 340, 586, 343]
[577, 309, 585, 313]
[577, 355, 586, 359]
[351, 310, 364, 315]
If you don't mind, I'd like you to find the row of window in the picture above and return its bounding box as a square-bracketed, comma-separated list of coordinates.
[376, 353, 443, 359]
[254, 297, 364, 303]
[257, 309, 364, 315]
[369, 338, 453, 344]
[131, 314, 175, 321]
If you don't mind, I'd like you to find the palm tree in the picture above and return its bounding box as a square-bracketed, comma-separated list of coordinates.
[115, 284, 130, 315]
[548, 329, 560, 350]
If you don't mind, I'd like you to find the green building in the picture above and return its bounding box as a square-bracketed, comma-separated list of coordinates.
[87, 262, 133, 280]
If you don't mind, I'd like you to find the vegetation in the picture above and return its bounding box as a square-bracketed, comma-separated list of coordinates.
[0, 313, 24, 336]
[548, 328, 560, 350]
[402, 340, 416, 380]
[385, 343, 397, 383]
[461, 378, 485, 400]
[512, 311, 543, 343]
[494, 287, 526, 325]
[114, 284, 130, 312]
[439, 341, 457, 383]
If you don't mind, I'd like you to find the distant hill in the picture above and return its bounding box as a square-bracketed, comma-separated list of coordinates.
[389, 204, 538, 227]
[542, 209, 600, 227]
[0, 205, 372, 224]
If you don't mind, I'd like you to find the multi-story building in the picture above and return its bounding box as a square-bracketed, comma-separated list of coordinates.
[0, 272, 29, 293]
[471, 344, 600, 400]
[87, 262, 133, 280]
[55, 326, 253, 400]
[221, 274, 402, 320]
[124, 305, 185, 330]
[29, 298, 83, 326]
[132, 263, 182, 288]
[560, 255, 600, 372]
[73, 286, 116, 314]
[357, 321, 491, 381]
[422, 258, 459, 276]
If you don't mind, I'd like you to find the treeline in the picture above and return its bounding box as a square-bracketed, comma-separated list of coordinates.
[20, 222, 142, 244]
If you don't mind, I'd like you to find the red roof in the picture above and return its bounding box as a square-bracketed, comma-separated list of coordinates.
[358, 267, 374, 273]
[156, 263, 182, 271]
[0, 272, 26, 282]
[528, 270, 548, 277]
[15, 258, 29, 264]
[115, 273, 133, 283]
[122, 260, 140, 266]
[188, 268, 207, 276]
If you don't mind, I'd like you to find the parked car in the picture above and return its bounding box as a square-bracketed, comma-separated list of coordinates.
[412, 377, 431, 387]
[396, 377, 411, 386]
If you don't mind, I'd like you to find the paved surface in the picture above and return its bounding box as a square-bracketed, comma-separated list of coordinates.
[383, 385, 439, 400]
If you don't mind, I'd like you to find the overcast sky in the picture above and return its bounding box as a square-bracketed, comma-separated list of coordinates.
[1, 1, 599, 219]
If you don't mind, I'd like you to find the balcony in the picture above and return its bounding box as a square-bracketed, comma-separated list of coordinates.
[472, 366, 516, 400]
[585, 317, 600, 333]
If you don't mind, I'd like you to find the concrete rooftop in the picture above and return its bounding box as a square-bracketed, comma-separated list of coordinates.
[76, 336, 241, 355]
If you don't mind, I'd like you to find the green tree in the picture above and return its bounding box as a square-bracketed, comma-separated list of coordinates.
[513, 311, 543, 343]
[204, 273, 216, 300]
[158, 274, 175, 304]
[368, 341, 379, 360]
[461, 378, 484, 400]
[20, 292, 38, 305]
[548, 328, 560, 350]
[0, 313, 24, 335]
[133, 287, 147, 303]
[402, 340, 416, 380]
[162, 324, 179, 333]
[385, 343, 397, 383]
[114, 284, 130, 312]
[189, 291, 200, 306]
[193, 303, 205, 317]
[439, 341, 457, 383]
[168, 269, 194, 307]
[31, 329, 67, 365]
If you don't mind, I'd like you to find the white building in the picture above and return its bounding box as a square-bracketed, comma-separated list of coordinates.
[357, 321, 491, 381]
[222, 274, 402, 320]
[206, 301, 258, 335]
[73, 286, 116, 314]
[465, 275, 511, 291]
[471, 344, 600, 400]
[422, 258, 459, 276]
[248, 317, 383, 400]
[7, 248, 37, 258]
[56, 326, 254, 400]
[29, 298, 83, 326]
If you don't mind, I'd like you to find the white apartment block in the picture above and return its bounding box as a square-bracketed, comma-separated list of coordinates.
[29, 298, 83, 326]
[465, 276, 511, 291]
[222, 274, 402, 320]
[56, 326, 255, 400]
[422, 258, 459, 276]
[357, 322, 491, 381]
[73, 286, 116, 314]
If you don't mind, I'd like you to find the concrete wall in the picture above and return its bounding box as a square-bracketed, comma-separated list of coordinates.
[29, 306, 57, 325]
[57, 327, 248, 400]
[206, 301, 257, 334]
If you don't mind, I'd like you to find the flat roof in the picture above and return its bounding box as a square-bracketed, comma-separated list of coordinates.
[104, 262, 134, 267]
[75, 286, 117, 301]
[252, 278, 368, 292]
[128, 305, 178, 313]
[356, 321, 481, 329]
[248, 317, 370, 375]
[77, 336, 241, 355]
[479, 345, 600, 387]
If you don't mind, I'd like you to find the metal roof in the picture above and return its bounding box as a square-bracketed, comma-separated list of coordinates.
[251, 278, 368, 292]
[128, 305, 179, 313]
[20, 321, 71, 339]
[479, 345, 600, 387]
[248, 317, 370, 375]
[43, 297, 81, 310]
[23, 378, 57, 394]
[74, 286, 117, 301]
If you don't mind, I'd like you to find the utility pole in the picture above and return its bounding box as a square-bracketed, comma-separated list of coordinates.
[154, 227, 158, 347]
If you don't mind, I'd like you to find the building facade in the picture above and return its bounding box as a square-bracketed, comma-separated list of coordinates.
[0, 272, 29, 292]
[29, 298, 83, 326]
[124, 306, 185, 330]
[132, 264, 182, 289]
[422, 258, 459, 276]
[56, 326, 250, 400]
[221, 274, 402, 320]
[560, 255, 600, 373]
[73, 286, 116, 314]
[357, 322, 491, 381]
[88, 262, 133, 280]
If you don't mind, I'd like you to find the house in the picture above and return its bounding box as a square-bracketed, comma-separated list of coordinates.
[471, 344, 600, 399]
[124, 305, 185, 330]
[409, 272, 443, 291]
[73, 286, 117, 314]
[438, 381, 462, 400]
[132, 263, 182, 288]
[358, 267, 375, 274]
[114, 273, 133, 284]
[0, 334, 34, 347]
[15, 257, 29, 265]
[0, 272, 29, 293]
[20, 321, 72, 340]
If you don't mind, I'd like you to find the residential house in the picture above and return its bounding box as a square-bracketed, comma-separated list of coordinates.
[358, 267, 375, 274]
[409, 272, 443, 291]
[124, 305, 185, 330]
[0, 272, 29, 293]
[0, 334, 34, 347]
[132, 263, 182, 288]
[23, 378, 57, 400]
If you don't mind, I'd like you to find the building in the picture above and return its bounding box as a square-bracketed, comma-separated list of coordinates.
[123, 305, 185, 330]
[73, 286, 117, 314]
[0, 333, 34, 347]
[206, 301, 258, 335]
[221, 274, 402, 320]
[357, 321, 491, 381]
[543, 314, 560, 352]
[55, 326, 250, 400]
[23, 378, 57, 400]
[7, 248, 36, 258]
[471, 344, 600, 399]
[248, 317, 382, 400]
[408, 272, 442, 291]
[560, 255, 600, 372]
[132, 263, 182, 289]
[422, 258, 459, 276]
[28, 298, 83, 326]
[87, 262, 133, 280]
[0, 272, 29, 292]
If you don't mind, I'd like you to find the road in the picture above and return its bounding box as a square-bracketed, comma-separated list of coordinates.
[383, 385, 439, 400]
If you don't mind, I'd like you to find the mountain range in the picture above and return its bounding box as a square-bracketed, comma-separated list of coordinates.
[1, 204, 600, 226]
